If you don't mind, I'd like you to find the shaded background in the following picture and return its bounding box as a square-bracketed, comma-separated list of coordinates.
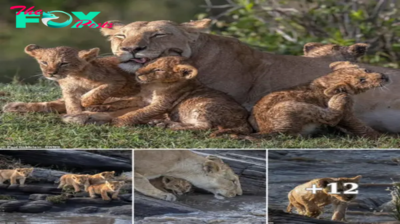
[1, 0, 400, 83]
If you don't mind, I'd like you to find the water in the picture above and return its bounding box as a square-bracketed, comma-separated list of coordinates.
[0, 213, 132, 224]
[269, 150, 400, 222]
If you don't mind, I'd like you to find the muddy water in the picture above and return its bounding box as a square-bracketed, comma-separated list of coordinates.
[269, 150, 400, 223]
[136, 194, 266, 224]
[0, 213, 132, 224]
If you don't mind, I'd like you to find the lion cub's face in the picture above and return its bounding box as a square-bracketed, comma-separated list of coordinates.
[24, 44, 100, 81]
[72, 175, 90, 185]
[99, 171, 115, 180]
[162, 176, 192, 195]
[135, 56, 198, 84]
[319, 61, 389, 96]
[318, 175, 362, 202]
[106, 181, 124, 191]
[16, 168, 34, 176]
[304, 43, 368, 61]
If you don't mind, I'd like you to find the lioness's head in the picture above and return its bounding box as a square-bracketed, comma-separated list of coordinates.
[99, 19, 211, 73]
[162, 176, 192, 196]
[72, 175, 90, 185]
[24, 44, 100, 80]
[98, 171, 115, 180]
[304, 43, 369, 61]
[193, 155, 242, 199]
[135, 56, 197, 84]
[16, 168, 34, 176]
[315, 61, 389, 96]
[106, 181, 125, 192]
[317, 175, 362, 202]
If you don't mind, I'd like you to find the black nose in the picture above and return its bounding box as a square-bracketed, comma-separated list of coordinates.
[380, 73, 389, 82]
[120, 46, 147, 54]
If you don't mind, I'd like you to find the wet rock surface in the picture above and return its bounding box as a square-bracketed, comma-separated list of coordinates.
[269, 150, 400, 223]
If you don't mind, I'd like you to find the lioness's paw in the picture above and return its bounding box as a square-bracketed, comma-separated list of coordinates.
[2, 102, 29, 113]
[161, 193, 176, 201]
[85, 105, 114, 112]
[62, 112, 113, 125]
[147, 119, 169, 128]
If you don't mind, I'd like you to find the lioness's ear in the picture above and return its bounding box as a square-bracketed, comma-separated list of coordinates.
[175, 64, 198, 79]
[303, 42, 324, 54]
[350, 175, 362, 182]
[324, 82, 355, 96]
[348, 43, 369, 58]
[78, 48, 99, 62]
[329, 61, 359, 71]
[181, 19, 212, 32]
[317, 178, 333, 188]
[25, 44, 42, 57]
[206, 155, 224, 164]
[100, 20, 125, 37]
[203, 160, 220, 173]
[162, 176, 173, 185]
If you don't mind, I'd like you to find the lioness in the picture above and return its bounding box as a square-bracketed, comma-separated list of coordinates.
[150, 176, 192, 196]
[0, 168, 34, 186]
[287, 175, 362, 221]
[57, 174, 90, 192]
[250, 61, 387, 138]
[87, 181, 124, 200]
[303, 43, 368, 61]
[135, 150, 242, 201]
[3, 44, 142, 114]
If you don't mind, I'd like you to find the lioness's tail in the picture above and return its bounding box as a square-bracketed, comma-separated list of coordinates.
[287, 190, 294, 213]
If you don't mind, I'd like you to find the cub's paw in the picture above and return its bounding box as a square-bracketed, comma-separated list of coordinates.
[2, 102, 30, 113]
[147, 119, 169, 128]
[160, 192, 177, 201]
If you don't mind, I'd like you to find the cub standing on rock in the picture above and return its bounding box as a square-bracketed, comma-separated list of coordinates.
[87, 181, 125, 201]
[0, 168, 34, 186]
[103, 56, 252, 137]
[89, 171, 115, 185]
[287, 175, 362, 221]
[11, 44, 142, 114]
[249, 61, 388, 138]
[58, 171, 115, 192]
[303, 43, 369, 62]
[150, 176, 192, 196]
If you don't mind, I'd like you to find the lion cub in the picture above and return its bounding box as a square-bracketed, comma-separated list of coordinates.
[57, 174, 90, 192]
[287, 175, 361, 221]
[303, 43, 369, 62]
[89, 171, 115, 185]
[87, 181, 125, 200]
[24, 44, 141, 114]
[0, 168, 34, 186]
[111, 56, 252, 137]
[250, 61, 388, 138]
[150, 176, 192, 196]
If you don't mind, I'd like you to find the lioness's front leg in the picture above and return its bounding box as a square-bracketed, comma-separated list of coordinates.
[10, 175, 18, 185]
[135, 172, 176, 201]
[332, 200, 347, 221]
[3, 99, 66, 113]
[112, 102, 169, 127]
[72, 182, 81, 192]
[81, 83, 125, 108]
[19, 177, 26, 186]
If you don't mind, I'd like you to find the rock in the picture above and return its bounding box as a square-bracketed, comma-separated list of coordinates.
[30, 168, 68, 183]
[268, 208, 344, 224]
[19, 200, 52, 213]
[74, 206, 99, 214]
[108, 205, 132, 216]
[119, 194, 132, 202]
[29, 194, 50, 201]
[0, 184, 61, 194]
[66, 198, 130, 206]
[0, 200, 28, 212]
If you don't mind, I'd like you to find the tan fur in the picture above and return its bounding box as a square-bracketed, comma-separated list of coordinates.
[135, 150, 242, 201]
[89, 171, 115, 185]
[57, 174, 90, 192]
[250, 61, 388, 138]
[0, 168, 33, 186]
[3, 45, 142, 114]
[287, 175, 362, 221]
[87, 181, 125, 200]
[150, 176, 192, 196]
[107, 56, 252, 137]
[303, 43, 369, 61]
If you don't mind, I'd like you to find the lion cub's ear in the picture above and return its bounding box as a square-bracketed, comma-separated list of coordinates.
[162, 176, 173, 185]
[329, 61, 359, 71]
[316, 178, 334, 188]
[350, 175, 362, 182]
[78, 48, 100, 62]
[175, 64, 198, 80]
[100, 20, 125, 37]
[303, 42, 324, 54]
[348, 43, 369, 58]
[25, 44, 42, 57]
[181, 19, 212, 32]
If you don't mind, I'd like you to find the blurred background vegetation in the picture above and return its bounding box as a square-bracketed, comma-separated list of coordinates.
[1, 0, 400, 83]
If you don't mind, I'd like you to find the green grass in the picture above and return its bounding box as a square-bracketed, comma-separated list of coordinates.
[1, 82, 400, 148]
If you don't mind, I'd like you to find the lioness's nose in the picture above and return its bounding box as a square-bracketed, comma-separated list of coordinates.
[120, 46, 147, 54]
[380, 73, 389, 82]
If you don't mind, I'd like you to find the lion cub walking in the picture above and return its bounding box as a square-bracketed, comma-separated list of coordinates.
[250, 61, 388, 138]
[87, 181, 125, 200]
[111, 56, 252, 137]
[23, 44, 141, 114]
[303, 43, 369, 62]
[287, 175, 361, 221]
[58, 171, 115, 192]
[0, 168, 34, 186]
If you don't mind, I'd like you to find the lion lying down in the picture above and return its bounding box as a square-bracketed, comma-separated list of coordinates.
[135, 150, 242, 201]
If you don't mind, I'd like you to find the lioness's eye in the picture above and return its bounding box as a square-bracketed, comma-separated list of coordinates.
[115, 34, 126, 39]
[151, 33, 167, 38]
[359, 77, 366, 83]
[41, 61, 47, 66]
